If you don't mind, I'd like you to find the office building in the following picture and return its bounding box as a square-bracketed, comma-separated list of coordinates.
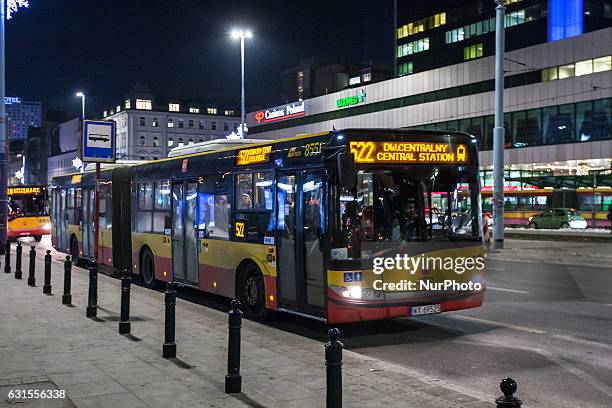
[5, 97, 42, 140]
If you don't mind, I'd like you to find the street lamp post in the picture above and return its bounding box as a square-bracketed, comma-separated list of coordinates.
[493, 0, 506, 249]
[231, 29, 252, 139]
[0, 0, 29, 253]
[76, 92, 85, 119]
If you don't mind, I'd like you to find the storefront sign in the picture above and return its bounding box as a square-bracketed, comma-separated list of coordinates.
[336, 89, 366, 108]
[350, 141, 468, 164]
[252, 101, 306, 125]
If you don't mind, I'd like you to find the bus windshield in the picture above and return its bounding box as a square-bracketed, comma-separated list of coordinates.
[336, 166, 481, 258]
[8, 196, 49, 221]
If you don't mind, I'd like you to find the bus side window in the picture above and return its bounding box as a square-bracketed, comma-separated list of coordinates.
[234, 171, 274, 241]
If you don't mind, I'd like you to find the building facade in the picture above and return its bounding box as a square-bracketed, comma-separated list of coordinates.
[394, 0, 612, 77]
[247, 27, 612, 180]
[46, 118, 82, 184]
[5, 97, 42, 140]
[104, 95, 239, 161]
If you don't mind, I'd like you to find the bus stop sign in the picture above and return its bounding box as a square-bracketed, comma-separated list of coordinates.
[82, 120, 116, 163]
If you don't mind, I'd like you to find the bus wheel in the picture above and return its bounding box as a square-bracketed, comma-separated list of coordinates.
[240, 263, 268, 320]
[70, 237, 81, 266]
[140, 247, 157, 289]
[33, 236, 42, 242]
[528, 222, 537, 229]
[561, 222, 570, 229]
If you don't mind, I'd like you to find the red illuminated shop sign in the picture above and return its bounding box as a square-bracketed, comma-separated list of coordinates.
[253, 101, 306, 125]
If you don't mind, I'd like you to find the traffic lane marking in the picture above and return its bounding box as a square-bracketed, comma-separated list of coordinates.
[451, 315, 547, 334]
[552, 334, 612, 352]
[487, 286, 530, 294]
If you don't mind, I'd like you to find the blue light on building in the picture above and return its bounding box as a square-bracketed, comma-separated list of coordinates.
[548, 0, 584, 42]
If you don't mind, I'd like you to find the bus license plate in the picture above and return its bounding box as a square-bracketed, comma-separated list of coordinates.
[411, 304, 441, 316]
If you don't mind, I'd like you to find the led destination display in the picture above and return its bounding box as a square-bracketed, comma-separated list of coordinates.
[350, 141, 468, 164]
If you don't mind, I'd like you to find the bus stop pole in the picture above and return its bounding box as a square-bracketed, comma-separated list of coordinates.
[94, 163, 100, 264]
[493, 0, 506, 250]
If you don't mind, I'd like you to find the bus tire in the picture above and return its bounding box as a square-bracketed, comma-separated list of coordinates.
[140, 247, 157, 289]
[33, 236, 42, 242]
[528, 222, 537, 229]
[238, 263, 269, 320]
[561, 222, 570, 229]
[70, 236, 81, 266]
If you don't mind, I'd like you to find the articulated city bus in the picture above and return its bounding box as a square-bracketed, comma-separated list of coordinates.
[8, 185, 51, 241]
[51, 129, 486, 323]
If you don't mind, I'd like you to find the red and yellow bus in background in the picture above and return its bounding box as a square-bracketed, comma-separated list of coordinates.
[51, 129, 485, 324]
[8, 186, 51, 241]
[480, 187, 612, 227]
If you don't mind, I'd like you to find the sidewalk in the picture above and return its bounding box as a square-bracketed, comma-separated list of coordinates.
[0, 251, 495, 408]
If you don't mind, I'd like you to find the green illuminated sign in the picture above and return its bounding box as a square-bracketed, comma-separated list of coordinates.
[336, 89, 366, 108]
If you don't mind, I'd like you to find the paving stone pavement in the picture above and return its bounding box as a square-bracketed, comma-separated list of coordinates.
[0, 251, 495, 408]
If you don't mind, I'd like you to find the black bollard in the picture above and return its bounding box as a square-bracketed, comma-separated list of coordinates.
[225, 299, 243, 394]
[62, 255, 72, 305]
[325, 328, 343, 408]
[43, 250, 52, 294]
[27, 246, 36, 287]
[4, 240, 10, 274]
[86, 263, 98, 318]
[162, 282, 177, 358]
[119, 269, 131, 335]
[14, 242, 22, 279]
[495, 378, 522, 408]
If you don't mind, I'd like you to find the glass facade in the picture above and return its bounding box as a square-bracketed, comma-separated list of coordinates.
[397, 38, 430, 58]
[412, 98, 612, 150]
[398, 62, 414, 76]
[397, 12, 446, 39]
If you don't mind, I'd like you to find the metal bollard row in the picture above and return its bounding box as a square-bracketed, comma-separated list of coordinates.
[4, 240, 10, 274]
[325, 328, 343, 408]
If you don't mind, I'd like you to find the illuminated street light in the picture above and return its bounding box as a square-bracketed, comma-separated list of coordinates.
[230, 28, 252, 138]
[76, 91, 86, 119]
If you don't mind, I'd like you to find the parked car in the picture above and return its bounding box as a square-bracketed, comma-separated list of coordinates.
[528, 208, 587, 229]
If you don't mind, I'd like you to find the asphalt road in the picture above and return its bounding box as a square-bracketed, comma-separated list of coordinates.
[29, 236, 612, 408]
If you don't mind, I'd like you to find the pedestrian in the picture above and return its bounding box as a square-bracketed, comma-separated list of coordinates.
[607, 207, 612, 233]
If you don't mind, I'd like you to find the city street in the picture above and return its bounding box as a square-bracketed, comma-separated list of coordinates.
[21, 237, 612, 408]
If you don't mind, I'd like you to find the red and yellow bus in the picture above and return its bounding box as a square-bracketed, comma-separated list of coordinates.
[51, 129, 486, 323]
[481, 187, 612, 228]
[8, 185, 51, 241]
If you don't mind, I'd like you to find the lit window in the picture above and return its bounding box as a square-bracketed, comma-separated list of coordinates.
[189, 107, 200, 113]
[103, 111, 108, 117]
[152, 117, 159, 127]
[178, 138, 184, 147]
[168, 119, 174, 128]
[541, 67, 558, 81]
[575, 59, 593, 76]
[349, 76, 361, 85]
[224, 109, 235, 116]
[136, 99, 152, 110]
[207, 107, 217, 115]
[153, 137, 159, 147]
[397, 38, 429, 58]
[398, 62, 414, 76]
[116, 105, 121, 112]
[188, 138, 194, 145]
[558, 64, 575, 79]
[169, 103, 180, 112]
[593, 56, 611, 73]
[463, 43, 483, 60]
[125, 99, 131, 109]
[168, 138, 174, 147]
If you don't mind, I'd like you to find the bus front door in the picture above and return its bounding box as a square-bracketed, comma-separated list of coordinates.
[276, 170, 326, 317]
[82, 188, 95, 259]
[171, 181, 199, 286]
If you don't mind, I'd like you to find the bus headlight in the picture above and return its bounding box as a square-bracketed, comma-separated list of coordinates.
[340, 286, 362, 299]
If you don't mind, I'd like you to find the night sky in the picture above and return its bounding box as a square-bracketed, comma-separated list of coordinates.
[6, 0, 394, 118]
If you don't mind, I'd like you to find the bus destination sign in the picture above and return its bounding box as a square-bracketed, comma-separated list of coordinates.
[350, 141, 468, 164]
[7, 187, 43, 195]
[236, 145, 273, 165]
